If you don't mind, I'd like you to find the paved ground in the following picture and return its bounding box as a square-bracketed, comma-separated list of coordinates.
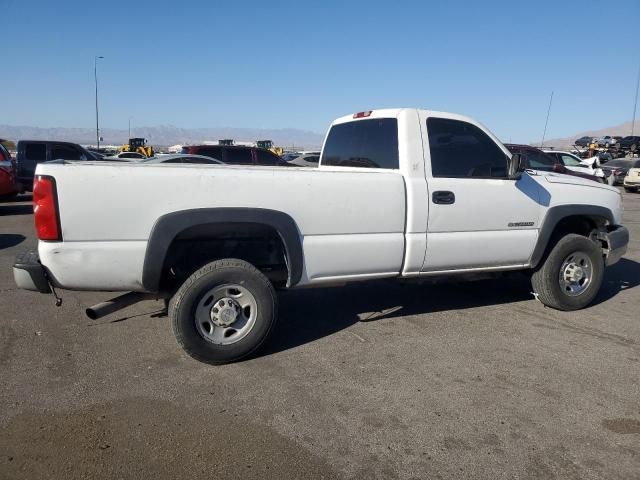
[1, 191, 639, 480]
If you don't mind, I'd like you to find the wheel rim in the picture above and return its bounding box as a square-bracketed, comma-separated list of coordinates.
[558, 252, 593, 296]
[194, 284, 258, 345]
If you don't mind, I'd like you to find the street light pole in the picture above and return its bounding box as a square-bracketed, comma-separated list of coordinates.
[94, 56, 104, 151]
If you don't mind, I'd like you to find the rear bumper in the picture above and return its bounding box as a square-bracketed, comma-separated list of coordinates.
[603, 225, 629, 266]
[13, 249, 51, 293]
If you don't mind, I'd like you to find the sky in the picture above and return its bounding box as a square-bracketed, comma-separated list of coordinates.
[1, 0, 639, 143]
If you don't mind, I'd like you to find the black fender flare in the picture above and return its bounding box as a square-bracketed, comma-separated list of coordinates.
[529, 204, 614, 268]
[142, 208, 303, 291]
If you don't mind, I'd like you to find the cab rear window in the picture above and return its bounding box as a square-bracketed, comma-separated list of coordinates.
[321, 118, 399, 169]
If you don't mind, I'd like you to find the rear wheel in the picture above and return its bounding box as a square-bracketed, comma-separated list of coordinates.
[170, 258, 277, 364]
[531, 234, 604, 311]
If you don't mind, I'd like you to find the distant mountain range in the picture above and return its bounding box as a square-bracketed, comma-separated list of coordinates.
[0, 125, 325, 149]
[3, 119, 639, 151]
[540, 120, 640, 148]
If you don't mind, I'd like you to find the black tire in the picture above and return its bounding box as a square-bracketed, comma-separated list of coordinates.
[170, 258, 277, 365]
[531, 234, 604, 311]
[624, 187, 636, 193]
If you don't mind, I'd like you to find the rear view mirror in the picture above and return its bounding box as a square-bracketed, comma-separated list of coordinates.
[508, 153, 522, 179]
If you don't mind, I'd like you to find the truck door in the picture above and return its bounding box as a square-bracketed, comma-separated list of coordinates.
[421, 115, 542, 272]
[18, 142, 46, 183]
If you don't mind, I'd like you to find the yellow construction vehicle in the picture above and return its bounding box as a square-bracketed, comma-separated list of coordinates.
[119, 138, 154, 157]
[256, 140, 284, 157]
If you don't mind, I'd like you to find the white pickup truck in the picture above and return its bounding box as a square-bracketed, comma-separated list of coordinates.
[14, 108, 629, 364]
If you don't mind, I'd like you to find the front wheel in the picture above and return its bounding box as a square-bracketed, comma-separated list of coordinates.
[170, 259, 277, 364]
[531, 234, 604, 311]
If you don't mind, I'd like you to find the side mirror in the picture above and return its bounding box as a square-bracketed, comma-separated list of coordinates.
[507, 153, 522, 179]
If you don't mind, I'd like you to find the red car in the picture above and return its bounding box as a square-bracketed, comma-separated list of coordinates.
[0, 140, 20, 200]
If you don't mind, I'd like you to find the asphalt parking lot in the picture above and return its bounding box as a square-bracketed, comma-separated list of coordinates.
[1, 191, 639, 480]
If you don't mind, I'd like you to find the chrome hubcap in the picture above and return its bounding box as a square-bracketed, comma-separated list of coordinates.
[195, 284, 257, 345]
[559, 252, 593, 296]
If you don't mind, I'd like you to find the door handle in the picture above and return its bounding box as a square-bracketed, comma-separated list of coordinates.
[432, 191, 455, 205]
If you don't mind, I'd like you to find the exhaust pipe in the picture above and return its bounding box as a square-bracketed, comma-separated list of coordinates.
[86, 292, 155, 320]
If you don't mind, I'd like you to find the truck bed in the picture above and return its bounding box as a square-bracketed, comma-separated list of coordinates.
[37, 161, 407, 290]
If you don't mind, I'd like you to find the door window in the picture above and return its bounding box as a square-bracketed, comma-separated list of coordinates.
[225, 148, 253, 165]
[51, 144, 83, 160]
[24, 144, 46, 161]
[427, 118, 508, 178]
[255, 149, 282, 165]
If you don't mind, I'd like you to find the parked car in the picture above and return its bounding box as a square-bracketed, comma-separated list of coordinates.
[616, 136, 640, 152]
[106, 151, 148, 160]
[15, 140, 101, 189]
[281, 152, 303, 162]
[0, 141, 21, 200]
[594, 136, 618, 147]
[504, 144, 603, 182]
[574, 136, 593, 147]
[144, 154, 224, 165]
[13, 108, 628, 365]
[181, 145, 286, 166]
[542, 149, 605, 181]
[286, 153, 321, 167]
[601, 158, 640, 185]
[623, 162, 640, 192]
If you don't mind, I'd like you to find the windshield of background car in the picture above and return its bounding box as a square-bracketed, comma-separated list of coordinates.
[0, 144, 9, 161]
[524, 150, 555, 170]
[560, 154, 582, 167]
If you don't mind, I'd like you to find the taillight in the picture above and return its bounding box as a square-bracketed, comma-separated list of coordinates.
[353, 111, 372, 118]
[33, 175, 62, 241]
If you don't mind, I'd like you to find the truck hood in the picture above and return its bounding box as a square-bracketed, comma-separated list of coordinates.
[539, 171, 619, 193]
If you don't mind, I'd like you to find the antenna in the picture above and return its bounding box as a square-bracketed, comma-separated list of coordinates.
[632, 62, 640, 136]
[540, 91, 554, 147]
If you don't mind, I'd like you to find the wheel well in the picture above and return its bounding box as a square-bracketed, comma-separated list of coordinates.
[551, 215, 602, 239]
[159, 222, 289, 292]
[547, 215, 609, 253]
